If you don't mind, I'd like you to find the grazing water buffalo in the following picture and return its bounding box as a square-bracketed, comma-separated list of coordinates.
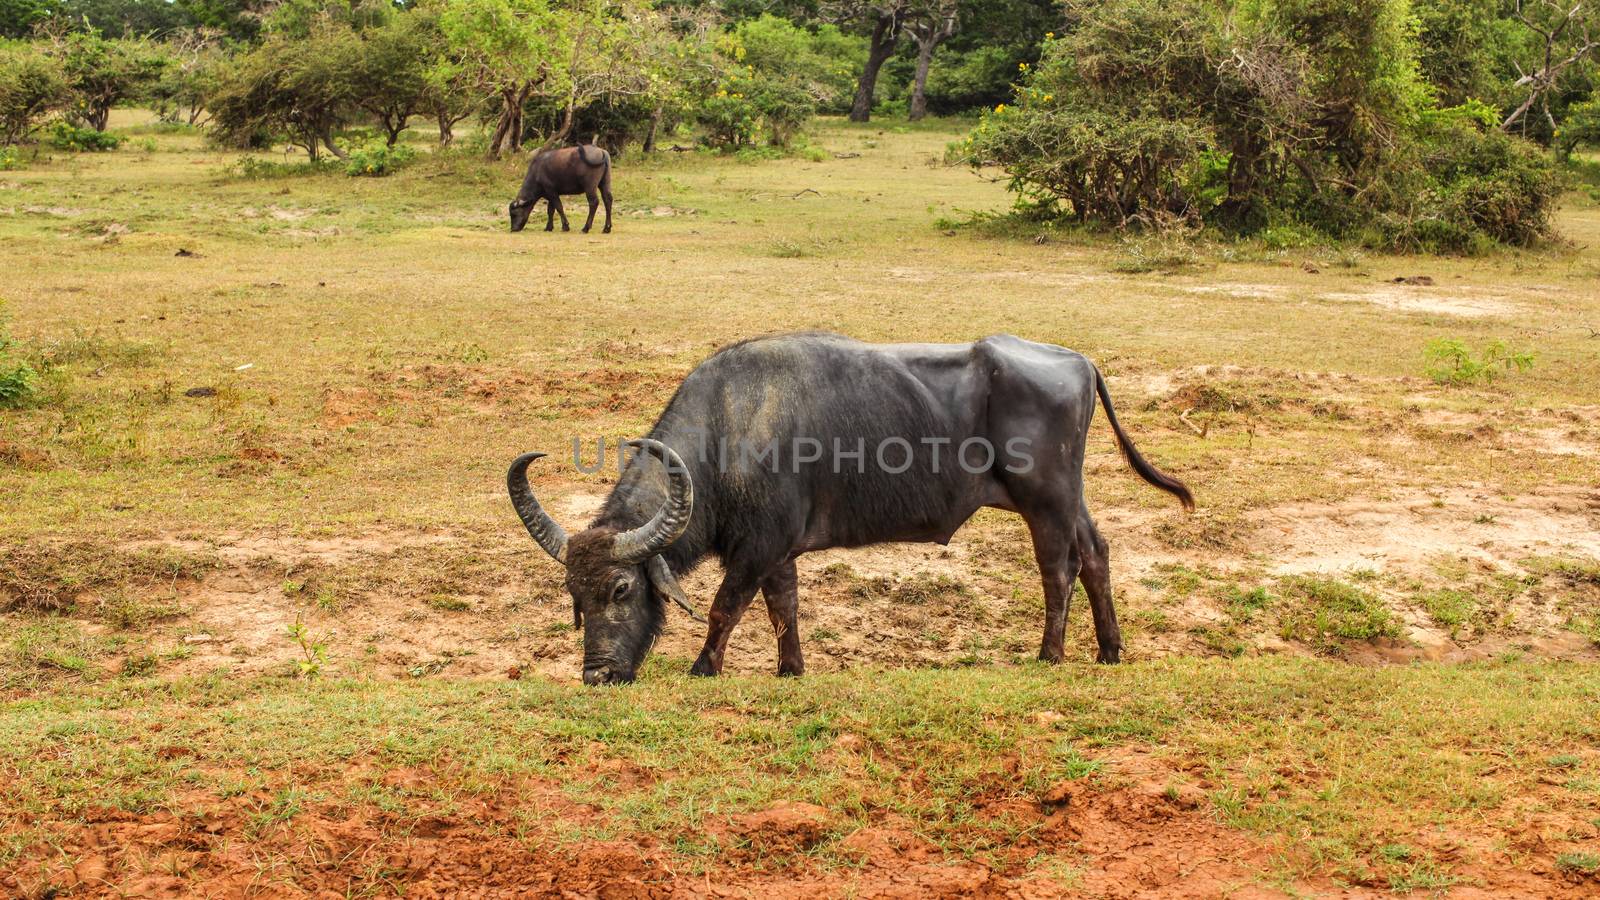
[508, 332, 1193, 685]
[509, 144, 612, 234]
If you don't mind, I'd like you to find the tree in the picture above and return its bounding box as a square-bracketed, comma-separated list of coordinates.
[436, 0, 564, 158]
[0, 40, 65, 144]
[207, 19, 361, 160]
[963, 0, 1562, 250]
[1, 0, 54, 38]
[48, 28, 166, 132]
[148, 29, 222, 125]
[827, 0, 909, 121]
[1500, 0, 1598, 136]
[353, 14, 435, 146]
[904, 0, 957, 120]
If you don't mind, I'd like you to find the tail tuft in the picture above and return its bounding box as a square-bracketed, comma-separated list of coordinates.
[1094, 368, 1194, 512]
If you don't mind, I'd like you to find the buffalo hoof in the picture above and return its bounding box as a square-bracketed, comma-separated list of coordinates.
[1038, 647, 1064, 665]
[777, 665, 803, 678]
[689, 657, 719, 677]
[603, 226, 611, 234]
[544, 226, 553, 232]
[1096, 646, 1122, 664]
[561, 226, 570, 232]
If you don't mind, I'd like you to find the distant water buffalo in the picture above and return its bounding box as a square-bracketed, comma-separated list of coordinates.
[508, 333, 1194, 685]
[509, 145, 612, 234]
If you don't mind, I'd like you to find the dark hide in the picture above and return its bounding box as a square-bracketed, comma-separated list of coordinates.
[511, 332, 1193, 684]
[509, 145, 613, 234]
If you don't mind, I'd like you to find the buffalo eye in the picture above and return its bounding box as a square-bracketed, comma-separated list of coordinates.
[611, 579, 630, 601]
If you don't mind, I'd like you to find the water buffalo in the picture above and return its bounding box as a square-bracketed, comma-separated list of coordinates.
[509, 144, 612, 234]
[508, 332, 1193, 685]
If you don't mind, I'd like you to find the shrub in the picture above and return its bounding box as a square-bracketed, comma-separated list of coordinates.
[697, 85, 759, 148]
[0, 40, 66, 145]
[48, 120, 120, 151]
[226, 155, 334, 179]
[0, 145, 18, 169]
[1424, 339, 1535, 384]
[0, 299, 36, 409]
[344, 138, 416, 176]
[960, 0, 1562, 251]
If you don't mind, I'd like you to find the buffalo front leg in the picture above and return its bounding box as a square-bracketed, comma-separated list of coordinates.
[1077, 506, 1121, 664]
[551, 195, 570, 232]
[1026, 512, 1080, 664]
[544, 198, 555, 232]
[761, 559, 803, 677]
[690, 576, 760, 677]
[582, 189, 599, 233]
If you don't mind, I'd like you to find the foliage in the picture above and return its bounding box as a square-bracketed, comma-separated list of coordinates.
[1557, 96, 1600, 157]
[0, 0, 51, 39]
[286, 617, 327, 678]
[960, 0, 1567, 251]
[725, 14, 862, 112]
[1424, 338, 1535, 384]
[51, 29, 168, 133]
[147, 32, 223, 127]
[0, 143, 16, 167]
[206, 19, 361, 161]
[344, 137, 416, 176]
[0, 39, 65, 145]
[0, 298, 35, 409]
[225, 154, 335, 179]
[48, 119, 121, 150]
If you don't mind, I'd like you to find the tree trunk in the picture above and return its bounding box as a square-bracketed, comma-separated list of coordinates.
[487, 84, 527, 160]
[87, 105, 110, 132]
[437, 109, 454, 147]
[321, 128, 347, 159]
[642, 105, 662, 153]
[849, 12, 902, 123]
[909, 39, 937, 120]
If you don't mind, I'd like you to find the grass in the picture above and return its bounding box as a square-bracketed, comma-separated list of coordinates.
[3, 110, 1600, 891]
[0, 657, 1596, 883]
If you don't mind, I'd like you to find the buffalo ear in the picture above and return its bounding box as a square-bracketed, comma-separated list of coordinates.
[648, 556, 704, 624]
[511, 198, 529, 209]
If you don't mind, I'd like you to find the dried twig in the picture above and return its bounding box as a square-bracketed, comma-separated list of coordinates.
[1179, 407, 1211, 438]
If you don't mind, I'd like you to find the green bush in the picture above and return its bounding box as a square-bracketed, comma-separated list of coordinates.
[960, 0, 1563, 251]
[1423, 338, 1535, 384]
[0, 40, 66, 145]
[47, 120, 121, 151]
[0, 299, 37, 409]
[697, 86, 759, 148]
[226, 155, 334, 179]
[0, 145, 19, 169]
[343, 139, 416, 176]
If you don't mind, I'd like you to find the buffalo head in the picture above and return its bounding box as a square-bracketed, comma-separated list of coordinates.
[507, 440, 698, 684]
[508, 197, 534, 233]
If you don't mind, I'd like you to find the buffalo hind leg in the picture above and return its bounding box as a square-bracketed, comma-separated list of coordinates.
[1077, 506, 1121, 664]
[551, 195, 570, 232]
[582, 189, 599, 233]
[1025, 509, 1080, 664]
[761, 559, 803, 677]
[690, 575, 760, 677]
[600, 177, 613, 233]
[544, 197, 556, 232]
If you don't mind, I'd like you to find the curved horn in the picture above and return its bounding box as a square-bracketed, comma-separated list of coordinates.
[507, 452, 568, 564]
[611, 439, 694, 564]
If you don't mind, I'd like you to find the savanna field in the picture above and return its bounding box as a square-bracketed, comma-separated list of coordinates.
[2, 111, 1600, 898]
